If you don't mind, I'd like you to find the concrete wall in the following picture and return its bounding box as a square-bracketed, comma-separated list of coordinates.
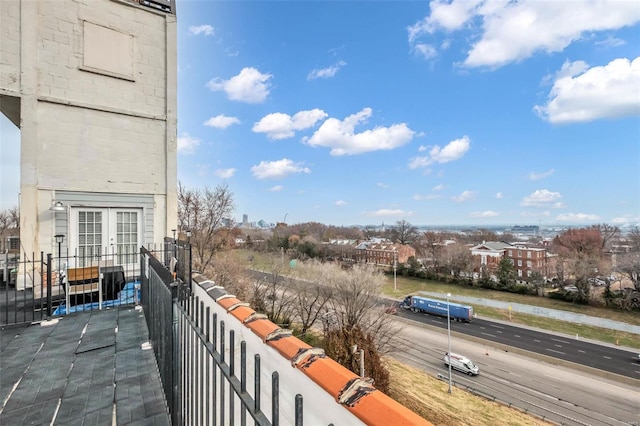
[0, 0, 177, 275]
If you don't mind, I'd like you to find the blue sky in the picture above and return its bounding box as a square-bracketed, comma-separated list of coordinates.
[2, 0, 640, 228]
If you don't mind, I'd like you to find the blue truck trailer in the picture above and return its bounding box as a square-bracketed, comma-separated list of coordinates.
[401, 295, 474, 322]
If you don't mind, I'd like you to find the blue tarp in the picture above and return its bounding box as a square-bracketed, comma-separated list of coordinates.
[53, 281, 140, 315]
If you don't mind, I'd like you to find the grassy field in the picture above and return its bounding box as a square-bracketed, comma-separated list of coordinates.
[386, 357, 554, 426]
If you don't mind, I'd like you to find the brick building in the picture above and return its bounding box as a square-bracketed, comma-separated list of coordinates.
[470, 241, 549, 281]
[353, 239, 416, 266]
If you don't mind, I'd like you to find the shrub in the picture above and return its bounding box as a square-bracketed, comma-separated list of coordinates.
[323, 326, 390, 393]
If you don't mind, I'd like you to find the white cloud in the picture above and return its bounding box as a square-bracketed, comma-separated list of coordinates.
[189, 25, 215, 36]
[469, 210, 499, 218]
[204, 114, 241, 129]
[270, 185, 284, 192]
[433, 184, 445, 191]
[214, 168, 235, 179]
[304, 108, 414, 156]
[529, 168, 554, 180]
[408, 0, 480, 42]
[253, 109, 328, 140]
[495, 192, 503, 199]
[409, 135, 470, 169]
[335, 200, 347, 206]
[452, 190, 475, 203]
[377, 182, 390, 189]
[534, 57, 640, 123]
[365, 209, 414, 217]
[250, 158, 311, 179]
[555, 213, 600, 222]
[412, 43, 438, 60]
[611, 215, 640, 225]
[207, 67, 273, 104]
[595, 35, 626, 48]
[408, 1, 640, 68]
[308, 61, 346, 80]
[520, 189, 562, 207]
[418, 145, 428, 152]
[177, 133, 200, 154]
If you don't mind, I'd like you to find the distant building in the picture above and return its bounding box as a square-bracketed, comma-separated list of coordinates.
[354, 240, 415, 266]
[470, 241, 549, 280]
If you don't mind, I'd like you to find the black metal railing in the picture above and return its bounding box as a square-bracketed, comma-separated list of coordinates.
[0, 245, 177, 327]
[141, 245, 305, 425]
[0, 252, 53, 326]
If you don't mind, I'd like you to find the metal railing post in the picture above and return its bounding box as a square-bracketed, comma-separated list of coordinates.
[46, 253, 52, 317]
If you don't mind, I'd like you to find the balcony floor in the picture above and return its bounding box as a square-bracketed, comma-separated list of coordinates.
[0, 307, 170, 425]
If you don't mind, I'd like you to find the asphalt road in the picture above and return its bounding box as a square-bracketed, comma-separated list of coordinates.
[396, 307, 640, 381]
[392, 317, 640, 426]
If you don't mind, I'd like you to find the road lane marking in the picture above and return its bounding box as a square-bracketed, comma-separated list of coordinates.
[514, 335, 521, 338]
[551, 338, 570, 344]
[481, 332, 496, 338]
[603, 356, 611, 360]
[534, 339, 541, 343]
[546, 348, 565, 355]
[578, 350, 585, 353]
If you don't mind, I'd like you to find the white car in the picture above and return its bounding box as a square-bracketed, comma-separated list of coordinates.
[444, 352, 479, 376]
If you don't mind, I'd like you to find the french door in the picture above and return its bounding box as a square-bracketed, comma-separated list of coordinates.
[70, 207, 142, 268]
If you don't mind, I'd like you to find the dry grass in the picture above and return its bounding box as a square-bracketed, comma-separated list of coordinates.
[385, 357, 554, 426]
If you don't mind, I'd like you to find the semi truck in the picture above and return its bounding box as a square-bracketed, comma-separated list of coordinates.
[401, 295, 474, 322]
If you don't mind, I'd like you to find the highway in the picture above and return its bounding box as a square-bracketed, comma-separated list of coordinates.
[395, 307, 640, 380]
[247, 269, 640, 424]
[391, 316, 640, 426]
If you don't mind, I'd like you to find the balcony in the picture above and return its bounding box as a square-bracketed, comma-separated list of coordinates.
[0, 241, 430, 425]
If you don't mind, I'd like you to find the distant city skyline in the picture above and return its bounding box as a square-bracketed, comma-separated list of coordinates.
[2, 1, 639, 228]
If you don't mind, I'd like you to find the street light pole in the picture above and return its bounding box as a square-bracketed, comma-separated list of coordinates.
[447, 292, 452, 394]
[54, 234, 65, 274]
[54, 234, 65, 312]
[393, 249, 397, 291]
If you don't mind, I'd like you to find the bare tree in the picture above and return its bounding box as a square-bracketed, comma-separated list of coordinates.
[443, 243, 473, 279]
[203, 251, 250, 301]
[595, 223, 620, 251]
[617, 227, 640, 292]
[321, 262, 399, 354]
[388, 220, 419, 245]
[178, 182, 234, 271]
[552, 227, 606, 302]
[288, 259, 332, 335]
[249, 258, 296, 327]
[0, 207, 19, 231]
[418, 231, 443, 269]
[0, 207, 19, 251]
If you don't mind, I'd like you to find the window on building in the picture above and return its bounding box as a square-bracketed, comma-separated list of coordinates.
[527, 261, 532, 268]
[518, 250, 522, 257]
[508, 250, 513, 256]
[518, 269, 522, 277]
[527, 270, 532, 277]
[78, 211, 103, 265]
[518, 260, 522, 266]
[527, 251, 531, 258]
[117, 211, 138, 265]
